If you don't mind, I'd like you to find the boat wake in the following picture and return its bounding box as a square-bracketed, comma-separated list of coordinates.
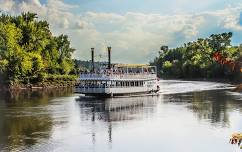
[159, 80, 235, 95]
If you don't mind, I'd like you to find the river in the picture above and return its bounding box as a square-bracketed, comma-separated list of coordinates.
[0, 80, 242, 152]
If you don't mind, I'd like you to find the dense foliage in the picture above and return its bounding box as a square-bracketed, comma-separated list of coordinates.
[151, 32, 242, 81]
[0, 12, 76, 84]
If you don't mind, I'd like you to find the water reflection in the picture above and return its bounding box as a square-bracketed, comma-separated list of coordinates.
[76, 96, 158, 144]
[163, 90, 242, 127]
[73, 89, 242, 152]
[0, 89, 73, 152]
[76, 89, 241, 132]
[77, 96, 157, 122]
[0, 81, 242, 152]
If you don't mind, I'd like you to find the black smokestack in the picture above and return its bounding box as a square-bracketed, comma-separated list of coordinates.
[91, 48, 94, 72]
[107, 47, 111, 69]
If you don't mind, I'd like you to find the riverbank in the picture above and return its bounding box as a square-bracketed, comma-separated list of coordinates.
[0, 74, 79, 91]
[0, 80, 78, 91]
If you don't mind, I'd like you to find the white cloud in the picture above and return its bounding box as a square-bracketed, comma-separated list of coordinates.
[0, 0, 242, 63]
[0, 0, 83, 29]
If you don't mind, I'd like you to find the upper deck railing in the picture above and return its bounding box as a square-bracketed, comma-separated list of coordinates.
[79, 73, 157, 80]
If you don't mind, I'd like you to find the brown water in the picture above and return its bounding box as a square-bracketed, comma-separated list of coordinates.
[0, 80, 242, 152]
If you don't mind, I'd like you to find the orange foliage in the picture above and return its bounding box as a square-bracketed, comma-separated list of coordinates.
[213, 52, 237, 71]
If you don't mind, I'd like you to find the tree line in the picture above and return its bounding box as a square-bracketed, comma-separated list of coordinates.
[0, 12, 79, 85]
[151, 32, 242, 81]
[0, 13, 241, 85]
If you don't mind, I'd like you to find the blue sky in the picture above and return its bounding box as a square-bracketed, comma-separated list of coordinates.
[1, 0, 242, 63]
[40, 0, 241, 14]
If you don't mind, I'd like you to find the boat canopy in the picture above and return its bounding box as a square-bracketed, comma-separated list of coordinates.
[114, 64, 155, 68]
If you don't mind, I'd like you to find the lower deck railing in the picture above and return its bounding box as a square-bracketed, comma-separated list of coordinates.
[80, 73, 156, 80]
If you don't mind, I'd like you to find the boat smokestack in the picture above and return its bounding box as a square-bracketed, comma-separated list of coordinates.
[91, 48, 94, 72]
[107, 46, 111, 69]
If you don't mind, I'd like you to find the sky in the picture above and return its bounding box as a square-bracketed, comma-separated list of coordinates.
[0, 0, 242, 63]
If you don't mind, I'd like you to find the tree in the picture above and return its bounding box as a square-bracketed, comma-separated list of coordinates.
[55, 34, 75, 74]
[0, 12, 76, 84]
[151, 32, 241, 81]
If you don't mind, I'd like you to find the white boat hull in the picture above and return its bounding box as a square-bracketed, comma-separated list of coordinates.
[75, 80, 159, 97]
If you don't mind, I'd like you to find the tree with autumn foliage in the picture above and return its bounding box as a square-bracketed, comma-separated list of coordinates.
[151, 32, 242, 81]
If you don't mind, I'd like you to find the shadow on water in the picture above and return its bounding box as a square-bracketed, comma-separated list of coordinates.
[0, 88, 73, 151]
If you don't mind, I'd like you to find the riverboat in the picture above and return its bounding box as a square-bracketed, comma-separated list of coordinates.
[74, 47, 160, 97]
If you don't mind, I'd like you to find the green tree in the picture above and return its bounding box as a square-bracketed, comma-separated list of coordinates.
[151, 32, 241, 81]
[0, 12, 76, 84]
